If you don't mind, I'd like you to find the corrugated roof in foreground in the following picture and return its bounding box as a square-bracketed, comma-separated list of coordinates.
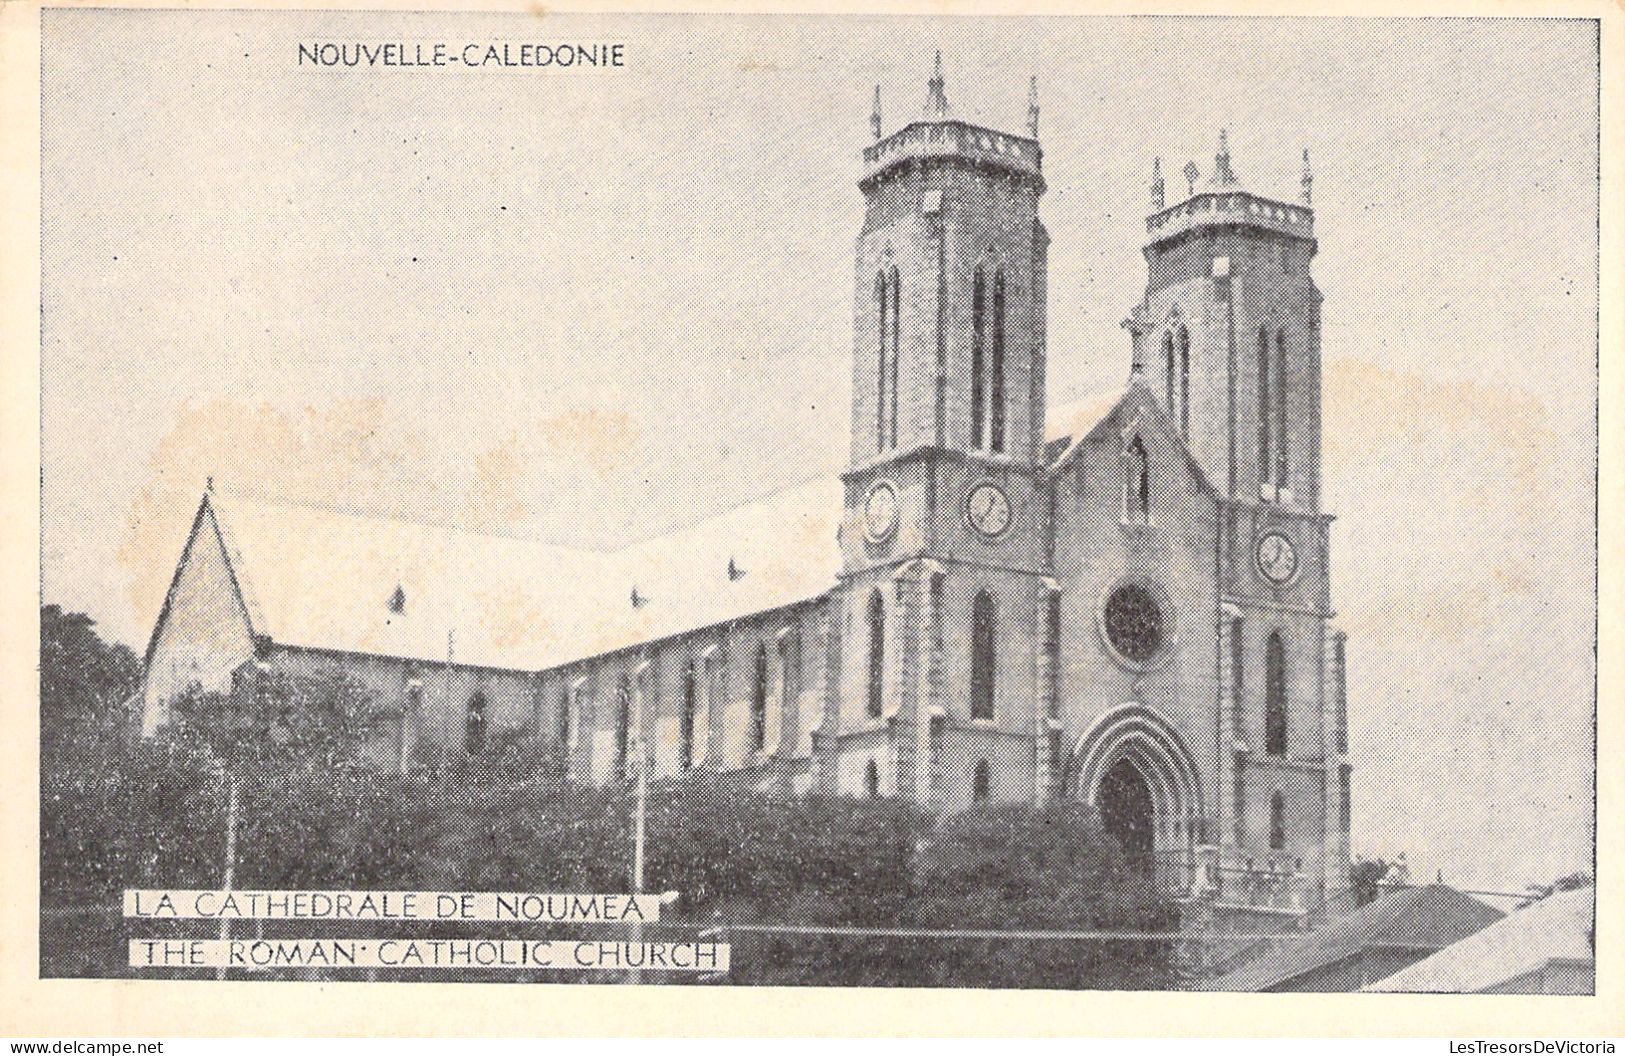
[1201, 885, 1506, 992]
[1367, 886, 1594, 993]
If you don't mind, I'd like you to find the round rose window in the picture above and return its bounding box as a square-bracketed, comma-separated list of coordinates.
[1104, 584, 1165, 662]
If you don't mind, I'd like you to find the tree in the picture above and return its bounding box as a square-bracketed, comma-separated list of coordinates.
[166, 667, 390, 774]
[1518, 870, 1591, 909]
[40, 604, 140, 760]
[1349, 856, 1390, 907]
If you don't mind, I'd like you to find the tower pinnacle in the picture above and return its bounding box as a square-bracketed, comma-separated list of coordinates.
[1301, 147, 1313, 205]
[871, 85, 882, 140]
[1210, 128, 1239, 187]
[924, 50, 949, 118]
[1151, 157, 1165, 211]
[1027, 75, 1040, 138]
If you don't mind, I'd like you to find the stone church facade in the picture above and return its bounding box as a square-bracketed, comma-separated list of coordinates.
[141, 61, 1353, 913]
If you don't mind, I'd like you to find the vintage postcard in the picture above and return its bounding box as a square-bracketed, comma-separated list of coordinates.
[3, 0, 1620, 1038]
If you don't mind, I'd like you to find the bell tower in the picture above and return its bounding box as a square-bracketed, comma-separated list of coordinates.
[1127, 132, 1323, 510]
[1127, 135, 1346, 885]
[825, 57, 1056, 808]
[848, 54, 1049, 473]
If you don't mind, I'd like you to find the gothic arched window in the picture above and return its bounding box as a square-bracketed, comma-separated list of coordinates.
[1164, 331, 1176, 415]
[751, 642, 770, 752]
[680, 661, 698, 771]
[971, 589, 997, 721]
[866, 589, 886, 719]
[1126, 435, 1150, 521]
[973, 759, 991, 802]
[614, 674, 632, 777]
[464, 690, 487, 755]
[1258, 327, 1272, 488]
[971, 266, 987, 448]
[1178, 325, 1191, 439]
[1265, 632, 1288, 756]
[888, 267, 901, 449]
[865, 759, 881, 797]
[1230, 615, 1246, 740]
[1275, 328, 1289, 489]
[1269, 791, 1287, 850]
[990, 269, 1007, 453]
[557, 685, 571, 747]
[876, 270, 890, 453]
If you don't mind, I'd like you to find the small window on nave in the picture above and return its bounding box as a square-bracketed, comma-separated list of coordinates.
[864, 759, 881, 798]
[464, 690, 487, 755]
[681, 661, 698, 771]
[973, 759, 991, 803]
[1269, 791, 1287, 851]
[614, 674, 632, 778]
[751, 642, 770, 752]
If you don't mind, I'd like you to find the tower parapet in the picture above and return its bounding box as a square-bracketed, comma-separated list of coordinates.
[862, 119, 1043, 189]
[861, 53, 1042, 190]
[1146, 133, 1314, 249]
[1145, 190, 1314, 247]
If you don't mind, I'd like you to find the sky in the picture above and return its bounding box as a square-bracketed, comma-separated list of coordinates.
[40, 11, 1598, 893]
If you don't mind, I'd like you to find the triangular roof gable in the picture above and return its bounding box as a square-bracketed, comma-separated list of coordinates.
[1047, 377, 1220, 499]
[141, 492, 262, 669]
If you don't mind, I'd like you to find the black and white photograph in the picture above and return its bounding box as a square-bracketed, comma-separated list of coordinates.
[10, 1, 1618, 1035]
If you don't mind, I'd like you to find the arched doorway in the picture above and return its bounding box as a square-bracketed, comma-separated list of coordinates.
[1066, 704, 1205, 869]
[1097, 757, 1155, 868]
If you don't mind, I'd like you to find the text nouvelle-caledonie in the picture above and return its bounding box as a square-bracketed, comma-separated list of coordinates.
[298, 41, 626, 68]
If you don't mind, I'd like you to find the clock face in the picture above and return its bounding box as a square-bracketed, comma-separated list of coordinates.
[1256, 531, 1299, 584]
[862, 481, 899, 543]
[966, 482, 1013, 538]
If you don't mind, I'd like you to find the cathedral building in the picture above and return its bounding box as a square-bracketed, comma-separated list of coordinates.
[141, 59, 1352, 912]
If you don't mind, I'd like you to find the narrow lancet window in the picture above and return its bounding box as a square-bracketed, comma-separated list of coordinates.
[1265, 632, 1288, 756]
[971, 590, 997, 721]
[1164, 332, 1176, 415]
[1275, 328, 1289, 489]
[1258, 327, 1272, 488]
[680, 661, 698, 771]
[990, 269, 1007, 453]
[464, 690, 487, 755]
[751, 642, 769, 752]
[1178, 325, 1191, 439]
[614, 674, 632, 778]
[1270, 791, 1287, 851]
[971, 266, 987, 448]
[866, 589, 886, 719]
[1126, 435, 1150, 521]
[888, 268, 901, 449]
[876, 270, 889, 453]
[973, 759, 991, 802]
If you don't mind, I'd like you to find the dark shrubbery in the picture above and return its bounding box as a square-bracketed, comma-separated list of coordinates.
[40, 605, 1178, 988]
